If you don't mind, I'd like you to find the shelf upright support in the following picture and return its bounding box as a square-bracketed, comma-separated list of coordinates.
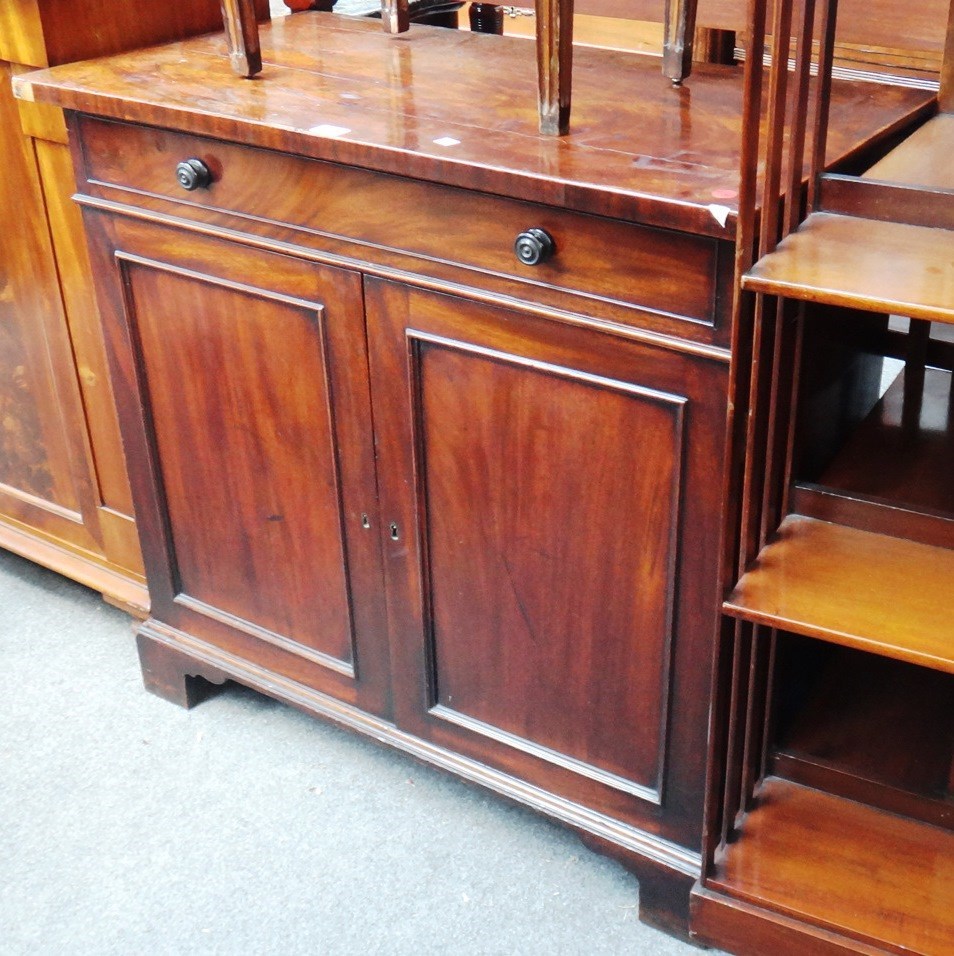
[382, 0, 411, 33]
[938, 0, 954, 111]
[663, 0, 699, 85]
[535, 0, 574, 135]
[220, 0, 263, 77]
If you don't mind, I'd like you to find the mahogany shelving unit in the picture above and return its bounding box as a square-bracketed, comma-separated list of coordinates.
[694, 0, 954, 951]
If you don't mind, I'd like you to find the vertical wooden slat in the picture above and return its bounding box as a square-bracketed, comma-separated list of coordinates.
[663, 0, 699, 85]
[733, 0, 769, 285]
[740, 294, 784, 567]
[903, 319, 932, 431]
[759, 632, 778, 780]
[220, 0, 262, 77]
[751, 0, 797, 553]
[938, 0, 954, 111]
[720, 623, 745, 846]
[807, 0, 840, 211]
[758, 0, 796, 259]
[700, 617, 740, 871]
[783, 0, 818, 238]
[730, 0, 770, 577]
[739, 624, 776, 812]
[381, 0, 410, 34]
[535, 0, 574, 134]
[759, 300, 804, 545]
[708, 0, 770, 860]
[722, 624, 753, 842]
[779, 307, 805, 519]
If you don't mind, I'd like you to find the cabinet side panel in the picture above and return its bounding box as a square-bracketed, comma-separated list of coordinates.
[123, 262, 354, 664]
[0, 61, 87, 520]
[0, 1, 46, 67]
[34, 136, 137, 520]
[418, 341, 683, 792]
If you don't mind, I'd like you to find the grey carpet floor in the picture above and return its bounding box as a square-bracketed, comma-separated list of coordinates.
[0, 549, 707, 955]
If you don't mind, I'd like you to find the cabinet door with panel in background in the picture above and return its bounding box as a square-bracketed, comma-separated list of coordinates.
[83, 213, 391, 717]
[366, 277, 728, 849]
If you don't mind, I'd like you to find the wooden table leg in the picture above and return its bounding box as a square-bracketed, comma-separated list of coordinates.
[382, 0, 411, 33]
[220, 0, 263, 77]
[535, 0, 574, 135]
[663, 0, 698, 85]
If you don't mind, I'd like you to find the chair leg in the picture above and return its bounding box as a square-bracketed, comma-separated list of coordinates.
[535, 0, 574, 135]
[663, 0, 699, 85]
[221, 0, 263, 77]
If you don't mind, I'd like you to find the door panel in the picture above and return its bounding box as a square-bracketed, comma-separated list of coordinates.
[419, 338, 683, 795]
[126, 265, 354, 666]
[367, 277, 727, 844]
[87, 214, 390, 714]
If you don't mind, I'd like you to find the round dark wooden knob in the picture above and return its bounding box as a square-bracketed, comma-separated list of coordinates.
[175, 158, 212, 191]
[514, 228, 555, 266]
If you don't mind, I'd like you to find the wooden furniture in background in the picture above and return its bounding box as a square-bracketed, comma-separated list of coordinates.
[580, 0, 950, 82]
[0, 0, 267, 613]
[693, 0, 954, 951]
[14, 11, 930, 936]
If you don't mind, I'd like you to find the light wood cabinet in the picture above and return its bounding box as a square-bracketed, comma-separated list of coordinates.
[0, 0, 267, 611]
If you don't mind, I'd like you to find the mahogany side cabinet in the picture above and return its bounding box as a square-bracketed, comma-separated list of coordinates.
[12, 11, 934, 937]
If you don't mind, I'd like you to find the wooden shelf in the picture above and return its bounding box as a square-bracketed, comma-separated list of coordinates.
[743, 212, 954, 323]
[708, 777, 954, 955]
[724, 514, 954, 673]
[818, 366, 954, 516]
[863, 112, 954, 190]
[773, 646, 953, 829]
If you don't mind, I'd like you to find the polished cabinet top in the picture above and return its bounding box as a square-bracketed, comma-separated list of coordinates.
[14, 12, 934, 236]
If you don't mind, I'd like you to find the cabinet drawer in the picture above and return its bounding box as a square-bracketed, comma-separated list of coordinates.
[76, 117, 720, 327]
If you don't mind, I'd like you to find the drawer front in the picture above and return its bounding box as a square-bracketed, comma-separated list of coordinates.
[77, 117, 720, 327]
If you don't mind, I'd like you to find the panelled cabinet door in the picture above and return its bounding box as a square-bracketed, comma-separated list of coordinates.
[84, 214, 391, 716]
[366, 278, 727, 846]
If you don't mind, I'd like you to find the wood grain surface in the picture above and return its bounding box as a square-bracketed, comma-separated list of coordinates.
[365, 277, 728, 848]
[709, 777, 954, 955]
[863, 112, 954, 190]
[725, 514, 954, 673]
[14, 12, 934, 236]
[744, 212, 954, 323]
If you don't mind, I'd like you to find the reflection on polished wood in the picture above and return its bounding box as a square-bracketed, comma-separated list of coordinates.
[13, 13, 934, 237]
[709, 777, 954, 956]
[725, 514, 954, 673]
[743, 212, 954, 323]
